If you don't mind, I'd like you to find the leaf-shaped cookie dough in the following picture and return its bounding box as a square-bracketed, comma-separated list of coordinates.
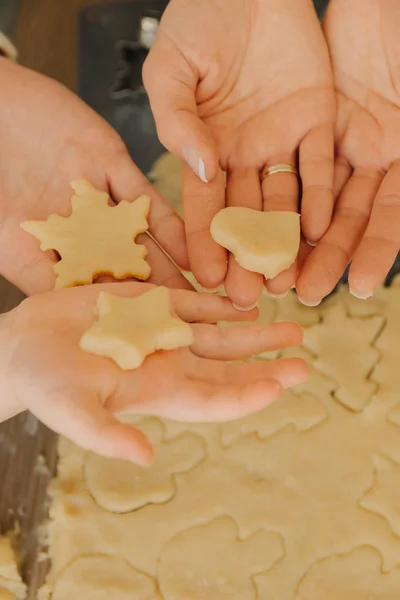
[210, 208, 300, 278]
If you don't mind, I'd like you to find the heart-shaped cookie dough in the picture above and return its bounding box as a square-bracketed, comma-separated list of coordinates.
[210, 207, 300, 278]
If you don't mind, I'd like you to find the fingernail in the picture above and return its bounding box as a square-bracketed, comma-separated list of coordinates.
[349, 289, 373, 300]
[266, 290, 289, 299]
[291, 284, 296, 289]
[232, 300, 259, 312]
[307, 240, 317, 247]
[200, 284, 222, 294]
[298, 297, 321, 307]
[182, 147, 208, 183]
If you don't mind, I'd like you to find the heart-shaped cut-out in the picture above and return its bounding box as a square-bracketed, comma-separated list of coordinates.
[210, 208, 300, 279]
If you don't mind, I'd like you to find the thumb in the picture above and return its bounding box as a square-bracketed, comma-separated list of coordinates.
[31, 388, 154, 466]
[143, 37, 219, 184]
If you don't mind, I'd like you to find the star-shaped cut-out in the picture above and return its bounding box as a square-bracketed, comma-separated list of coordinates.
[85, 418, 205, 512]
[80, 287, 194, 370]
[360, 454, 400, 537]
[303, 301, 384, 412]
[21, 179, 151, 289]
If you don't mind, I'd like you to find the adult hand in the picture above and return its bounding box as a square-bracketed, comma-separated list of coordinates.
[0, 58, 190, 295]
[297, 0, 400, 304]
[144, 0, 335, 307]
[1, 283, 308, 464]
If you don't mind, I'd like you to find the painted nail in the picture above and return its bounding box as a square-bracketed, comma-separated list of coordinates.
[349, 289, 373, 300]
[298, 297, 321, 307]
[182, 147, 208, 183]
[232, 301, 259, 312]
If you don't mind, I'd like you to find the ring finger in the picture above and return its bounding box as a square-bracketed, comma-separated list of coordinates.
[261, 154, 300, 295]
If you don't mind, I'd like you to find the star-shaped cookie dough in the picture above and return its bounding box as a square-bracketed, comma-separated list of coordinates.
[80, 287, 194, 370]
[210, 208, 300, 279]
[21, 179, 151, 289]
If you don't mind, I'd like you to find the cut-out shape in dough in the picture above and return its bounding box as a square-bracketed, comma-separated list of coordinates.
[0, 537, 26, 600]
[360, 454, 400, 537]
[85, 418, 204, 512]
[158, 516, 284, 600]
[21, 179, 151, 288]
[303, 302, 384, 412]
[51, 555, 160, 600]
[372, 287, 400, 388]
[210, 208, 300, 279]
[221, 390, 328, 445]
[80, 287, 194, 369]
[276, 290, 320, 327]
[296, 546, 400, 599]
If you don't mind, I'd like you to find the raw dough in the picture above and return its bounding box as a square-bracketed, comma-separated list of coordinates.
[158, 516, 284, 600]
[80, 287, 194, 369]
[21, 179, 151, 288]
[210, 207, 300, 278]
[39, 155, 400, 598]
[0, 537, 26, 600]
[296, 546, 400, 599]
[51, 555, 160, 600]
[303, 302, 384, 412]
[85, 418, 204, 512]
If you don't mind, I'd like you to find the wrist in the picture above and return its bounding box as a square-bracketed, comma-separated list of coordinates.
[0, 309, 24, 422]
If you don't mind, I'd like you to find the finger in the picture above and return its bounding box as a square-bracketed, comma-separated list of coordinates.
[106, 150, 189, 270]
[265, 238, 310, 296]
[349, 162, 400, 298]
[143, 36, 219, 183]
[60, 282, 258, 324]
[169, 288, 258, 323]
[296, 169, 383, 306]
[262, 154, 300, 292]
[31, 389, 154, 465]
[333, 155, 352, 203]
[189, 356, 309, 390]
[181, 378, 284, 422]
[137, 233, 194, 290]
[224, 168, 264, 309]
[300, 124, 334, 244]
[183, 163, 228, 289]
[190, 322, 303, 360]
